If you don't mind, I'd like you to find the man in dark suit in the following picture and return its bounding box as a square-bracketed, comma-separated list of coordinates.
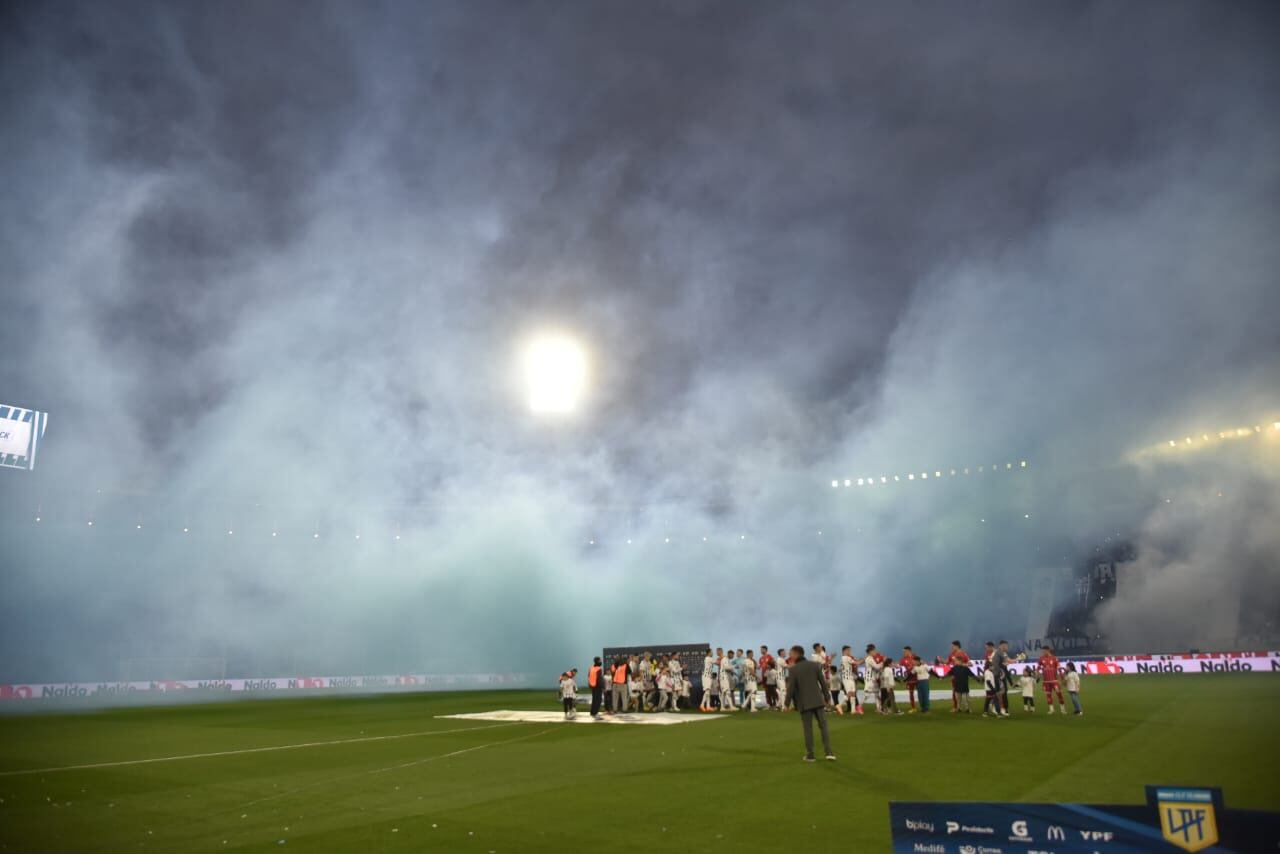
[784, 645, 836, 762]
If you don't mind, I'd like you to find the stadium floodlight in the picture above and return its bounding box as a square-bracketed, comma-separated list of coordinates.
[935, 471, 942, 478]
[136, 523, 142, 529]
[34, 516, 40, 522]
[227, 530, 233, 536]
[893, 475, 900, 481]
[87, 520, 93, 526]
[857, 478, 864, 486]
[522, 333, 588, 415]
[921, 472, 928, 479]
[272, 531, 277, 537]
[831, 480, 838, 488]
[182, 527, 188, 533]
[908, 473, 914, 480]
[1169, 440, 1176, 447]
[1020, 460, 1027, 467]
[313, 533, 319, 539]
[844, 479, 851, 486]
[880, 476, 887, 483]
[664, 537, 670, 543]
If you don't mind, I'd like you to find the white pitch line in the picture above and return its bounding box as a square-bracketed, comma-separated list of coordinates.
[235, 725, 558, 811]
[0, 722, 527, 778]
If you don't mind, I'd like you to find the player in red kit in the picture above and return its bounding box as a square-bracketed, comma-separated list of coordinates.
[1039, 644, 1066, 714]
[947, 640, 970, 713]
[900, 646, 918, 711]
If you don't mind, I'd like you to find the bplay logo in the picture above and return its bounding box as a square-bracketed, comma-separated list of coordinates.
[906, 819, 935, 833]
[1011, 821, 1031, 841]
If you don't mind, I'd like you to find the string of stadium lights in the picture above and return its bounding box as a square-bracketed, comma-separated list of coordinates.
[24, 422, 1274, 542]
[1149, 421, 1280, 454]
[831, 459, 1029, 488]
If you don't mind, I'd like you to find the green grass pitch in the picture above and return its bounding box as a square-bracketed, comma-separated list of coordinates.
[1, 674, 1277, 852]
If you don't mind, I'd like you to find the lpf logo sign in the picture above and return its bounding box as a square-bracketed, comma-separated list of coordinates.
[1157, 788, 1218, 852]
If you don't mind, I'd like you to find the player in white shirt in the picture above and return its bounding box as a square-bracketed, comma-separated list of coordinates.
[559, 669, 578, 720]
[667, 657, 683, 711]
[864, 655, 884, 713]
[719, 650, 737, 710]
[838, 646, 863, 716]
[700, 650, 717, 711]
[741, 653, 758, 712]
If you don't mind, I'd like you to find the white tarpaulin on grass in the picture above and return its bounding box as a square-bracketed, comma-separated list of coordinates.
[439, 710, 728, 725]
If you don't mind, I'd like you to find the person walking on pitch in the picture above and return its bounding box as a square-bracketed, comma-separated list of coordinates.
[785, 645, 835, 762]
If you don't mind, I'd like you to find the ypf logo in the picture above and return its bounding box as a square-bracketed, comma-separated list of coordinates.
[1011, 820, 1031, 841]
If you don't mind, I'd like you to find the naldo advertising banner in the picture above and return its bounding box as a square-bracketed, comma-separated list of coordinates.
[889, 786, 1278, 853]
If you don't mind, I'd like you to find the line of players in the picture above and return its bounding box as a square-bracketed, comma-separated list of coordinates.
[558, 641, 1082, 720]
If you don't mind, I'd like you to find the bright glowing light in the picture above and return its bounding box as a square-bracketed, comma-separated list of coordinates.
[831, 480, 838, 488]
[313, 533, 319, 539]
[136, 524, 142, 529]
[87, 521, 93, 526]
[844, 479, 851, 487]
[1169, 440, 1176, 447]
[908, 474, 914, 480]
[935, 471, 942, 478]
[523, 333, 587, 414]
[857, 478, 864, 486]
[880, 476, 887, 483]
[1020, 460, 1027, 467]
[182, 527, 189, 533]
[34, 516, 40, 522]
[272, 531, 277, 537]
[227, 530, 233, 536]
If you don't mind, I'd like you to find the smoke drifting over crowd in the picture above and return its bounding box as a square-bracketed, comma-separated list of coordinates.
[1, 2, 1277, 684]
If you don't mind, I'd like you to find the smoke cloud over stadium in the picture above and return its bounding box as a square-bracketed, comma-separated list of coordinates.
[1, 2, 1277, 684]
